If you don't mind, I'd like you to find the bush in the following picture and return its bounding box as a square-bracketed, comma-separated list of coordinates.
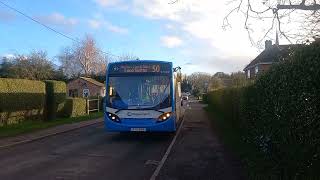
[64, 98, 86, 117]
[207, 41, 320, 179]
[45, 80, 66, 120]
[0, 78, 46, 126]
[100, 96, 105, 111]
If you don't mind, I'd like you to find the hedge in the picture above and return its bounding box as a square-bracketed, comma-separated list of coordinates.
[45, 80, 66, 120]
[0, 78, 46, 126]
[207, 41, 320, 179]
[64, 98, 86, 117]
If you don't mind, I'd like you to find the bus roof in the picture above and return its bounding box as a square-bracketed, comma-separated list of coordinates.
[108, 60, 172, 65]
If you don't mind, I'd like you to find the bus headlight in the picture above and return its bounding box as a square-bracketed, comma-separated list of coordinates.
[107, 112, 120, 123]
[157, 112, 171, 122]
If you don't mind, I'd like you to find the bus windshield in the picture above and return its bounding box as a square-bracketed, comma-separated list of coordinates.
[107, 75, 171, 110]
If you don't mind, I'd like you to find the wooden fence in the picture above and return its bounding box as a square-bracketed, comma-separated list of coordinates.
[86, 97, 102, 114]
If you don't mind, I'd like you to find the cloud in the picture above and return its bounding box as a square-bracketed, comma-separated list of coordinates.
[134, 1, 258, 54]
[88, 19, 102, 29]
[106, 23, 128, 34]
[124, 0, 264, 73]
[181, 55, 253, 74]
[94, 0, 128, 10]
[90, 0, 266, 72]
[87, 18, 128, 34]
[165, 24, 175, 30]
[0, 11, 15, 22]
[161, 36, 183, 48]
[1, 53, 15, 59]
[35, 13, 78, 30]
[94, 0, 119, 7]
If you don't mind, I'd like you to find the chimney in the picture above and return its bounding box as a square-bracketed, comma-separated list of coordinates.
[265, 40, 272, 50]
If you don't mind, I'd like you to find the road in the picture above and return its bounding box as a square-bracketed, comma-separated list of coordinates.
[0, 102, 243, 180]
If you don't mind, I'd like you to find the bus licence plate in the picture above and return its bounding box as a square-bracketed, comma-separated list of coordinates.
[130, 128, 146, 132]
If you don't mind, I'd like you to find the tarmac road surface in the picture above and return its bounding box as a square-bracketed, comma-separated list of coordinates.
[0, 101, 243, 180]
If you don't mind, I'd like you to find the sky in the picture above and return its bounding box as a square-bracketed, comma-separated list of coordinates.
[0, 0, 275, 74]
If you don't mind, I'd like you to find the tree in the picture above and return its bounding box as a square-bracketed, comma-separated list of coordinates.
[58, 34, 108, 78]
[188, 72, 212, 95]
[181, 74, 192, 92]
[209, 77, 225, 90]
[230, 71, 248, 87]
[57, 47, 81, 78]
[171, 0, 320, 44]
[117, 53, 139, 61]
[224, 0, 320, 45]
[0, 50, 58, 80]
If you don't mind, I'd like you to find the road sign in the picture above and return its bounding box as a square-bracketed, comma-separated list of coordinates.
[83, 89, 90, 98]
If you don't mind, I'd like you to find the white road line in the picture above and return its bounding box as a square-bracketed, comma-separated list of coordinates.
[149, 117, 185, 180]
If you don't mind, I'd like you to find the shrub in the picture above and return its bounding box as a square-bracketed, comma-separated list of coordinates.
[207, 41, 320, 179]
[64, 98, 86, 117]
[100, 96, 105, 111]
[0, 78, 46, 126]
[45, 80, 66, 120]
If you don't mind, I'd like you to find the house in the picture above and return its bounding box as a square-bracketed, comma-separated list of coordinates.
[67, 77, 106, 98]
[243, 40, 299, 79]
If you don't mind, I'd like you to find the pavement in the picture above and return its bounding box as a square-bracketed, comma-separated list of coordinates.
[157, 103, 244, 180]
[0, 102, 243, 180]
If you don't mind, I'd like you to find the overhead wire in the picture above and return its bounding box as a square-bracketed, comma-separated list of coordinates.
[0, 0, 121, 58]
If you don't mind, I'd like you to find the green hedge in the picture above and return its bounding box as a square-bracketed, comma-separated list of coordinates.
[0, 78, 46, 126]
[207, 41, 320, 179]
[45, 80, 66, 120]
[64, 98, 86, 117]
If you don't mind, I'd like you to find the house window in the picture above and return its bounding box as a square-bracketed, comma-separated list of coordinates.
[255, 66, 259, 74]
[247, 69, 251, 79]
[69, 89, 78, 97]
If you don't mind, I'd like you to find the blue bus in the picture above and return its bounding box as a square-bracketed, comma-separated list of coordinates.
[104, 60, 185, 132]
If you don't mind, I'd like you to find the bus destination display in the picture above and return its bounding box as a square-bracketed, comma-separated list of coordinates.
[109, 63, 171, 74]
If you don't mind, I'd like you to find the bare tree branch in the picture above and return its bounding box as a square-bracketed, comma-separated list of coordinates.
[224, 0, 320, 45]
[277, 3, 320, 10]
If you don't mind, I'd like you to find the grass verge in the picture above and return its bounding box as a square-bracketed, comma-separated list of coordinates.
[0, 112, 103, 138]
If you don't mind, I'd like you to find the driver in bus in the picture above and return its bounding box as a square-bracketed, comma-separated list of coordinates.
[112, 91, 127, 108]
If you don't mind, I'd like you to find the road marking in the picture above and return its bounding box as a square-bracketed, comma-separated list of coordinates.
[145, 160, 160, 166]
[149, 117, 185, 180]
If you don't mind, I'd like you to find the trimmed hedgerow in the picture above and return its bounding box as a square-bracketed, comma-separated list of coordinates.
[0, 78, 46, 126]
[64, 98, 86, 117]
[45, 80, 66, 120]
[207, 41, 320, 179]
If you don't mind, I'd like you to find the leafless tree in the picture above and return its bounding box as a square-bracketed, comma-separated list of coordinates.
[73, 35, 107, 76]
[58, 47, 81, 78]
[223, 0, 320, 45]
[188, 72, 212, 95]
[58, 34, 109, 78]
[169, 0, 320, 45]
[117, 53, 139, 61]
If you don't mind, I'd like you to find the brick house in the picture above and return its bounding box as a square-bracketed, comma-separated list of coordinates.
[67, 77, 106, 98]
[243, 40, 299, 79]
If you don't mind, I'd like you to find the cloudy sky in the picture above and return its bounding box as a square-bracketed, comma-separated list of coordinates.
[0, 0, 275, 74]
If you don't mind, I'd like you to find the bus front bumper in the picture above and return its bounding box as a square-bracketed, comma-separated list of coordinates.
[104, 115, 176, 132]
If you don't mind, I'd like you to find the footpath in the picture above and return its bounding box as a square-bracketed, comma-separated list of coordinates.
[157, 102, 244, 180]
